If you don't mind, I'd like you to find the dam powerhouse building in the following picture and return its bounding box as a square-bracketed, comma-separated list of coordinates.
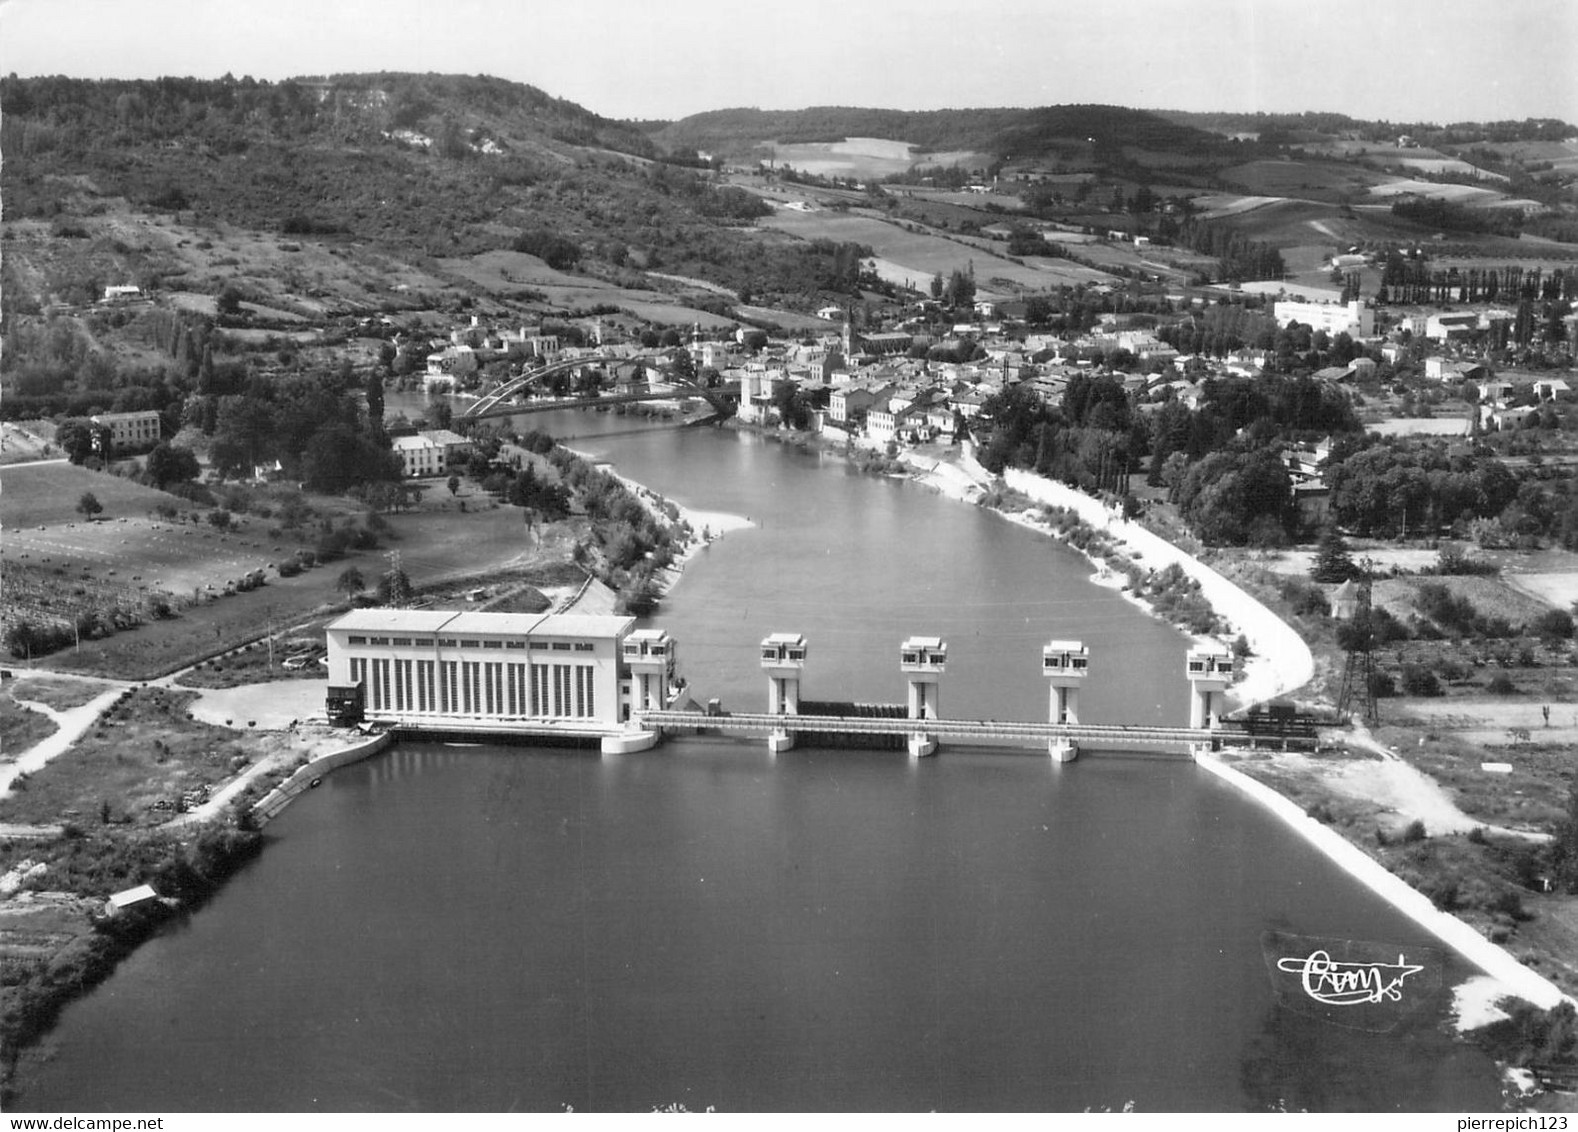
[324, 609, 675, 750]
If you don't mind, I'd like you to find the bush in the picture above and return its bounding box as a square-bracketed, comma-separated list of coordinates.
[1532, 609, 1575, 640]
[1399, 664, 1442, 697]
[1422, 873, 1461, 910]
[1488, 672, 1517, 695]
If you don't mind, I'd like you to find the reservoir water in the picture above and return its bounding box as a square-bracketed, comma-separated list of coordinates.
[17, 407, 1506, 1111]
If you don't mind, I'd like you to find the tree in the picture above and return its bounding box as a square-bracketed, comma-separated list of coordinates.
[424, 400, 453, 430]
[336, 566, 366, 597]
[1310, 526, 1358, 583]
[216, 284, 244, 316]
[144, 442, 201, 489]
[365, 369, 385, 426]
[1550, 780, 1578, 893]
[56, 419, 109, 464]
[76, 491, 103, 521]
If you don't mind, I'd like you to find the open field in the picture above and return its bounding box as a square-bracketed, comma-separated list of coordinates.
[1506, 572, 1578, 612]
[1192, 194, 1286, 219]
[765, 138, 991, 180]
[1218, 159, 1388, 200]
[8, 677, 119, 712]
[0, 424, 58, 466]
[1, 462, 566, 680]
[902, 187, 1025, 211]
[1371, 573, 1555, 630]
[436, 250, 740, 327]
[4, 202, 453, 319]
[1368, 417, 1473, 437]
[5, 513, 279, 598]
[0, 463, 201, 530]
[760, 208, 1117, 294]
[0, 697, 58, 756]
[1367, 179, 1512, 205]
[0, 687, 262, 827]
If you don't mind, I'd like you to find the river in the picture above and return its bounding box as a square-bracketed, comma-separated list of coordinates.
[16, 402, 1506, 1111]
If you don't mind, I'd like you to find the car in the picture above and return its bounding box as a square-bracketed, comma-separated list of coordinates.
[282, 654, 315, 671]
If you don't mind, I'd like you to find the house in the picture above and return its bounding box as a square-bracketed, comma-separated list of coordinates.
[1424, 358, 1486, 383]
[1534, 378, 1570, 402]
[952, 387, 992, 419]
[391, 429, 471, 479]
[1293, 481, 1331, 524]
[866, 403, 933, 446]
[1483, 404, 1538, 430]
[808, 350, 844, 386]
[425, 345, 478, 383]
[101, 285, 143, 303]
[90, 410, 161, 453]
[392, 435, 447, 478]
[828, 384, 884, 426]
[1475, 380, 1514, 406]
[1424, 313, 1480, 341]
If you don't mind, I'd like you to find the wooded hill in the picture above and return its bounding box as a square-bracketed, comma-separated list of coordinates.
[0, 73, 883, 317]
[646, 103, 1228, 162]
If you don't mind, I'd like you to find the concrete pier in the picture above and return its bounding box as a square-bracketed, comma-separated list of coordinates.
[1042, 640, 1088, 762]
[901, 636, 946, 758]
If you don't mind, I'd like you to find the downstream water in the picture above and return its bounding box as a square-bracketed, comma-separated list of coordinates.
[19, 404, 1505, 1112]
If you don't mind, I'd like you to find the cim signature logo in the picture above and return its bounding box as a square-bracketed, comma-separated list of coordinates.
[1275, 949, 1426, 1006]
[1263, 931, 1442, 1031]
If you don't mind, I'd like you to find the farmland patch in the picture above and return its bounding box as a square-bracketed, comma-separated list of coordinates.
[1367, 179, 1509, 204]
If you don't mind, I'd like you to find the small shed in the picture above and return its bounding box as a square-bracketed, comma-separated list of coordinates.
[104, 883, 158, 916]
[1330, 579, 1361, 620]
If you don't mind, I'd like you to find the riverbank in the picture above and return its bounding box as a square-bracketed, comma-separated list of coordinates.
[878, 441, 1576, 1048]
[891, 445, 1314, 709]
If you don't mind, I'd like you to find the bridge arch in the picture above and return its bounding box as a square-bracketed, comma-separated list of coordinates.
[460, 351, 733, 421]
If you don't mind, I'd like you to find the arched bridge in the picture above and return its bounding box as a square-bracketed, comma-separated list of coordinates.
[460, 352, 735, 421]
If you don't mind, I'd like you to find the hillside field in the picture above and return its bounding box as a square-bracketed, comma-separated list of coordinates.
[764, 137, 992, 180]
[759, 208, 1117, 295]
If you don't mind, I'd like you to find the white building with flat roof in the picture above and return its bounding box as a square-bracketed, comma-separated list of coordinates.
[325, 609, 658, 737]
[1272, 299, 1374, 338]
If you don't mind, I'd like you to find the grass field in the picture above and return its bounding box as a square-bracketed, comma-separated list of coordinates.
[764, 138, 992, 181]
[0, 697, 58, 756]
[1371, 574, 1555, 633]
[760, 209, 1118, 294]
[0, 463, 201, 529]
[436, 250, 741, 328]
[0, 423, 58, 467]
[9, 677, 118, 711]
[0, 687, 259, 827]
[1, 461, 566, 680]
[1218, 159, 1387, 201]
[1367, 179, 1510, 204]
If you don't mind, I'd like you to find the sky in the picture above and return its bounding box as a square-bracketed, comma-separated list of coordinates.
[2, 0, 1576, 126]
